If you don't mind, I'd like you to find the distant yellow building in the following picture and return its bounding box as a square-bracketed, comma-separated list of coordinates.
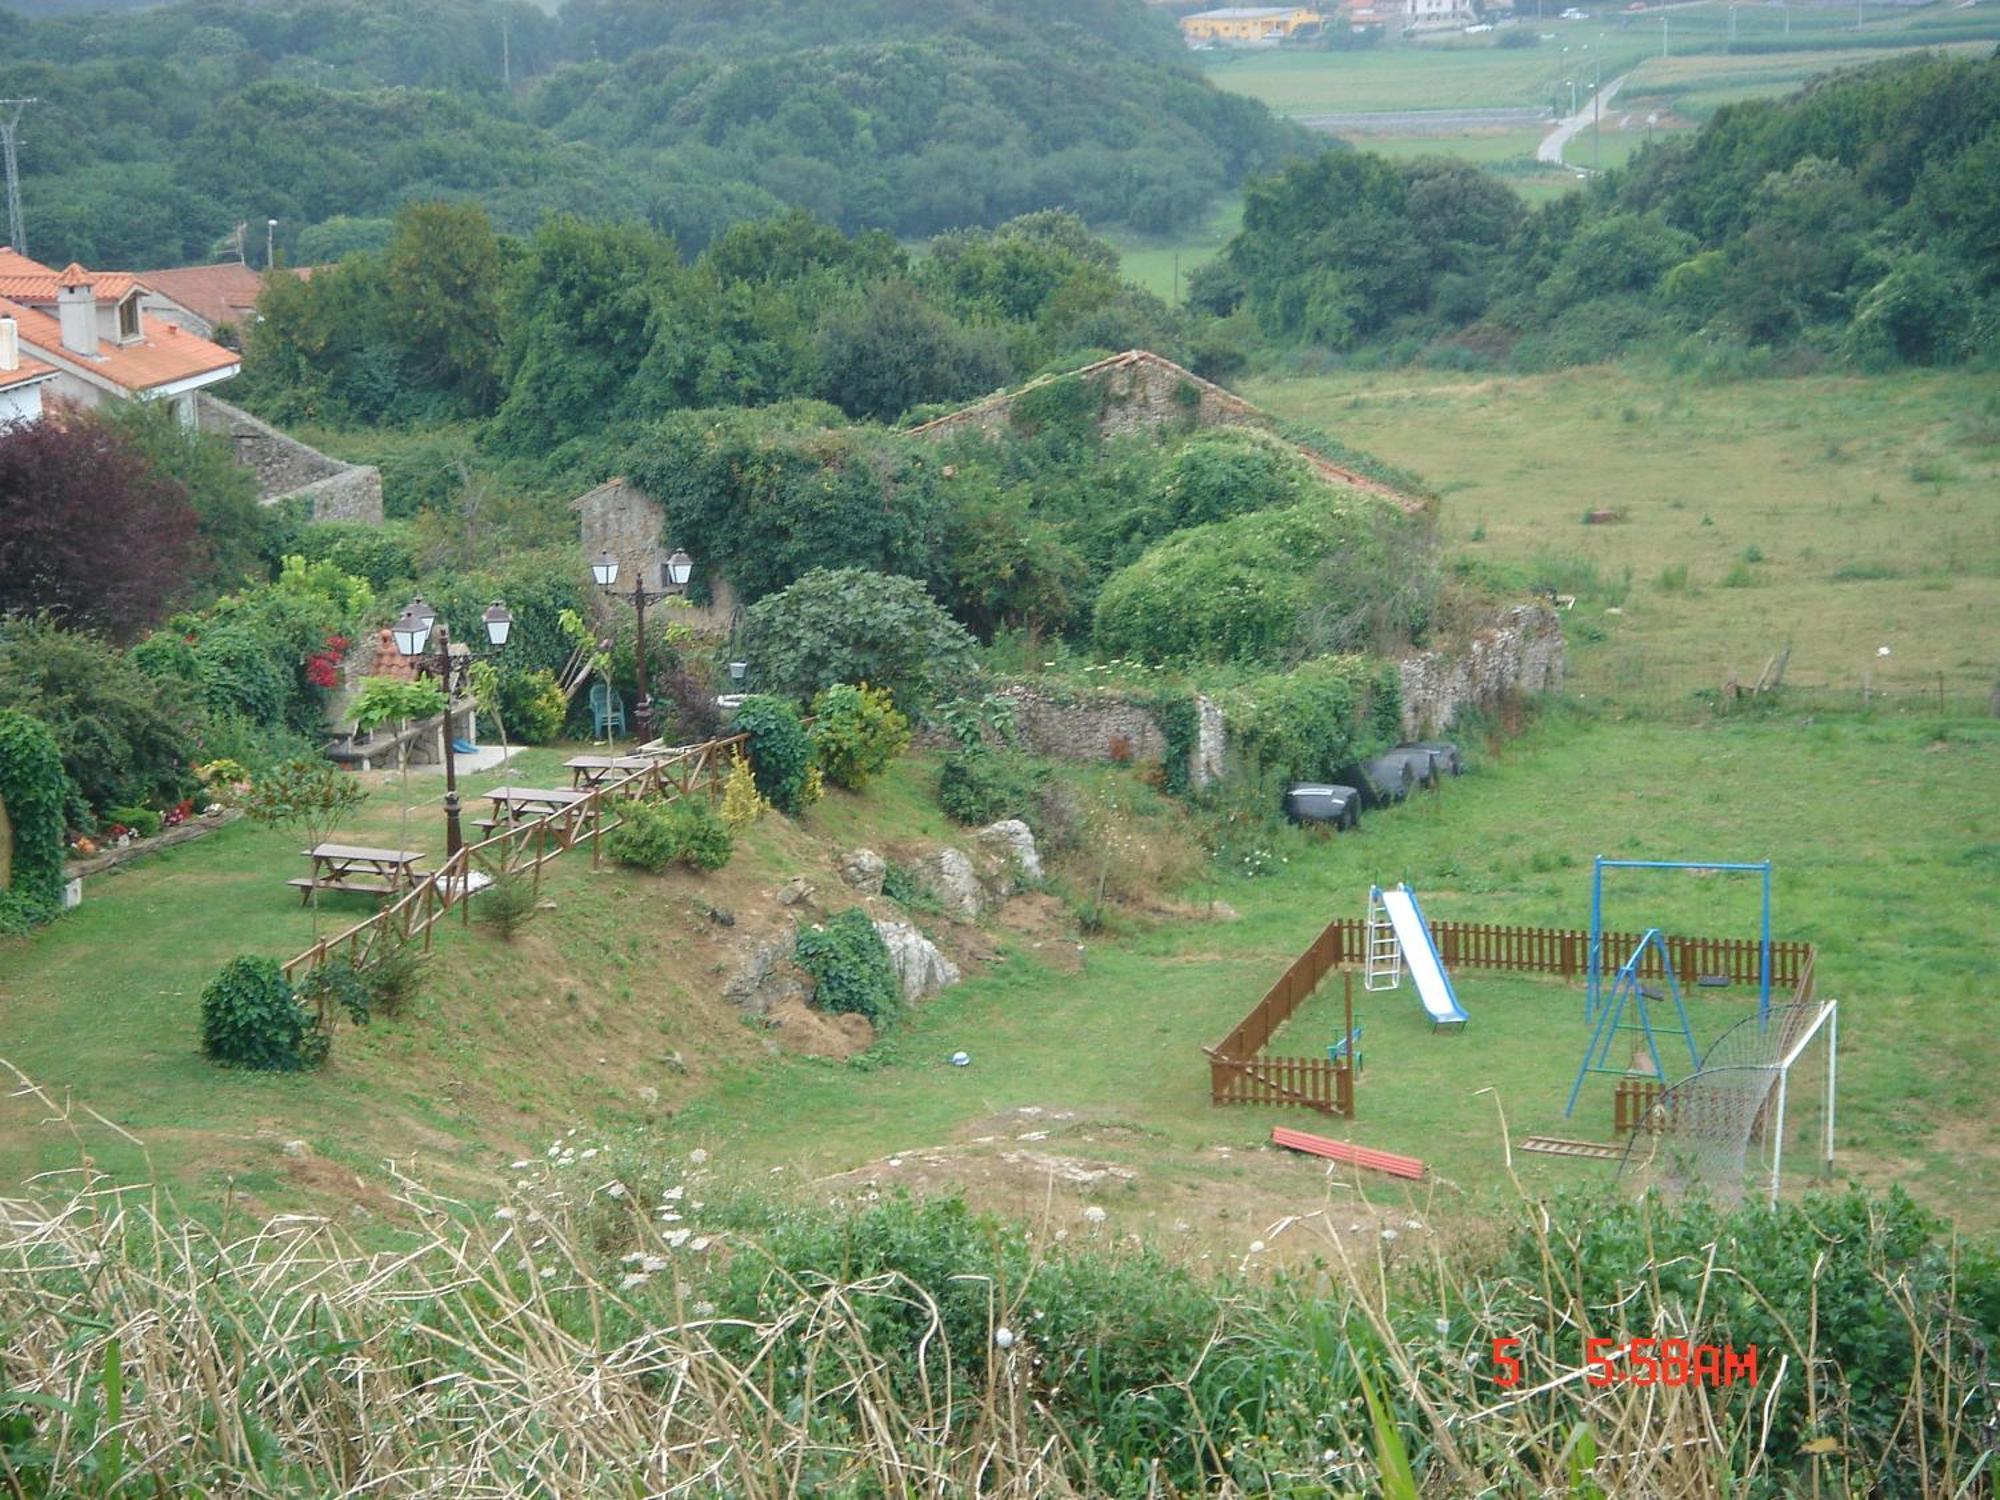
[1180, 6, 1321, 43]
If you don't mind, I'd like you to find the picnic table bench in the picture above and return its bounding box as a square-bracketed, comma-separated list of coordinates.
[474, 785, 592, 834]
[564, 755, 655, 789]
[290, 843, 427, 903]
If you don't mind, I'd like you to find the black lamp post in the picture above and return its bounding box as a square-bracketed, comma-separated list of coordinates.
[591, 547, 692, 741]
[392, 597, 513, 858]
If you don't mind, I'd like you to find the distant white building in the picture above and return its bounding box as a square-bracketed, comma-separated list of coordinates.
[0, 248, 240, 425]
[0, 316, 57, 426]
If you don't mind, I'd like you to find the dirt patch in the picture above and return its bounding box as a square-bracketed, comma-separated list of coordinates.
[993, 892, 1083, 972]
[812, 1106, 1445, 1272]
[764, 995, 875, 1060]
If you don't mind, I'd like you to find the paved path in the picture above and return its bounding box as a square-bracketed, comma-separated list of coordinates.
[1537, 73, 1629, 166]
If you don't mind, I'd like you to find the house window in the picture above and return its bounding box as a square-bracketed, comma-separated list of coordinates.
[117, 294, 140, 342]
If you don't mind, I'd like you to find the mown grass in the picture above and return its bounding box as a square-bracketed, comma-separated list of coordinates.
[1103, 195, 1242, 305]
[1246, 365, 2000, 704]
[679, 710, 2000, 1224]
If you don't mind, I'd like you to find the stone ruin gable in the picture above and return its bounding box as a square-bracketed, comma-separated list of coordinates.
[196, 393, 383, 524]
[904, 349, 1423, 514]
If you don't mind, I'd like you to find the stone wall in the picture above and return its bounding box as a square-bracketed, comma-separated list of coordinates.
[571, 477, 739, 632]
[966, 603, 1563, 783]
[1397, 602, 1566, 737]
[196, 393, 383, 524]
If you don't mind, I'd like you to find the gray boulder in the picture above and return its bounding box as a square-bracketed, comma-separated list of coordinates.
[874, 918, 962, 1004]
[838, 848, 887, 895]
[724, 926, 804, 1015]
[975, 818, 1042, 887]
[915, 847, 983, 920]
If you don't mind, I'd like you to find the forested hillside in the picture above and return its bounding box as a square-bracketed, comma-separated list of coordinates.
[1201, 51, 2000, 368]
[0, 0, 1306, 266]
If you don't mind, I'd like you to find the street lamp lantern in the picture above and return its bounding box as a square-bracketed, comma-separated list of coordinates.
[728, 660, 747, 683]
[482, 600, 513, 648]
[590, 551, 619, 588]
[591, 543, 695, 743]
[391, 606, 430, 658]
[665, 548, 694, 589]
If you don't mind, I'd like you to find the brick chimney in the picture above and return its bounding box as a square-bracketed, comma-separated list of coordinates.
[0, 316, 17, 372]
[56, 264, 97, 356]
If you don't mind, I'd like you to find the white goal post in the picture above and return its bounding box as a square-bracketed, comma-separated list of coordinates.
[1764, 998, 1837, 1207]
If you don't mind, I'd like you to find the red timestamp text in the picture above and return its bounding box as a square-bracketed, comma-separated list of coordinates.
[1490, 1336, 1759, 1388]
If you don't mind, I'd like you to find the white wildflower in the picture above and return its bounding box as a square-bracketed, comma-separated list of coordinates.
[994, 1327, 1016, 1349]
[603, 1182, 627, 1199]
[1381, 1229, 1399, 1242]
[1249, 1240, 1266, 1254]
[661, 1185, 684, 1201]
[688, 1148, 709, 1166]
[664, 1228, 692, 1248]
[1082, 1206, 1106, 1224]
[493, 1207, 515, 1221]
[619, 1272, 650, 1290]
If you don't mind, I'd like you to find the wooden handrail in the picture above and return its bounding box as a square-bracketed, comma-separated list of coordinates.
[281, 732, 750, 981]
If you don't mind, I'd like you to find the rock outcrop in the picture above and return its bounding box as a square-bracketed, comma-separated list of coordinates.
[874, 919, 962, 1004]
[838, 848, 887, 895]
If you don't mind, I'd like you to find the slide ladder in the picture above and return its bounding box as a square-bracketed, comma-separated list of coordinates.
[1364, 888, 1401, 992]
[1370, 883, 1468, 1028]
[1564, 927, 1699, 1117]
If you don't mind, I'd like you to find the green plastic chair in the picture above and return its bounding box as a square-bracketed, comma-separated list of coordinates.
[588, 681, 626, 739]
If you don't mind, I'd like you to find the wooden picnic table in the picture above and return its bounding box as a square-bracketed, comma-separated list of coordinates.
[564, 755, 655, 789]
[482, 785, 592, 822]
[290, 842, 427, 904]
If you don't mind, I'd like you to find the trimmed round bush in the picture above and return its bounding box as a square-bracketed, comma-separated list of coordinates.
[738, 569, 975, 711]
[201, 956, 321, 1071]
[795, 908, 900, 1025]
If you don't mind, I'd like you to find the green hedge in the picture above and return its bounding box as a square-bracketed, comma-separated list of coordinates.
[0, 709, 68, 932]
[200, 955, 323, 1072]
[1216, 655, 1403, 787]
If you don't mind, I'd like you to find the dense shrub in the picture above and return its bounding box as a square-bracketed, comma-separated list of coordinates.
[1154, 429, 1312, 530]
[290, 522, 417, 593]
[733, 696, 816, 815]
[808, 683, 911, 791]
[0, 709, 68, 932]
[1092, 495, 1434, 666]
[937, 749, 1047, 827]
[739, 569, 976, 711]
[200, 956, 322, 1072]
[493, 668, 567, 744]
[294, 958, 373, 1028]
[0, 620, 201, 824]
[606, 797, 734, 873]
[657, 664, 723, 744]
[794, 908, 900, 1025]
[1216, 655, 1403, 787]
[475, 872, 539, 940]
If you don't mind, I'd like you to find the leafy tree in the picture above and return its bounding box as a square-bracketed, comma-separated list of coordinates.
[739, 569, 975, 710]
[730, 694, 815, 815]
[243, 756, 367, 936]
[350, 676, 448, 852]
[100, 401, 273, 601]
[814, 279, 1009, 422]
[0, 413, 199, 639]
[385, 201, 507, 413]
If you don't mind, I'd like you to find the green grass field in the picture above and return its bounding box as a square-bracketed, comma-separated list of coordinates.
[1247, 365, 2000, 706]
[1105, 196, 1243, 304]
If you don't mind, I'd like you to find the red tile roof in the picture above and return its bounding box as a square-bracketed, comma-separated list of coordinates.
[134, 262, 273, 331]
[0, 293, 239, 393]
[0, 250, 138, 304]
[0, 355, 57, 394]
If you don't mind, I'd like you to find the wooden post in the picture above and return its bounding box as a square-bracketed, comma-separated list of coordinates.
[1344, 968, 1355, 1080]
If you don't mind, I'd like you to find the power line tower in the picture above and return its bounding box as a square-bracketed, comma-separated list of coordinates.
[0, 99, 36, 257]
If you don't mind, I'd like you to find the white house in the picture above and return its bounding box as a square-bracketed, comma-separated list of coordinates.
[0, 248, 240, 425]
[0, 316, 57, 426]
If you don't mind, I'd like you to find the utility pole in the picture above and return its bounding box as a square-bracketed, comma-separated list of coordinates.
[502, 17, 511, 84]
[0, 100, 37, 257]
[1592, 59, 1601, 173]
[1661, 13, 1668, 57]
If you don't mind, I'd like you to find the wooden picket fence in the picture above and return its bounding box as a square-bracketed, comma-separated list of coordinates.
[1310, 918, 1809, 989]
[1206, 915, 1355, 1117]
[1209, 911, 1819, 1122]
[1614, 1077, 1668, 1134]
[281, 734, 746, 983]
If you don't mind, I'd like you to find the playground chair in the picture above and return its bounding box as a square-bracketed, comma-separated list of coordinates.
[589, 681, 627, 740]
[1326, 1025, 1365, 1071]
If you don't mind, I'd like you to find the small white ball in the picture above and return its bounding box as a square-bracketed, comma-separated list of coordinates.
[994, 1327, 1016, 1349]
[950, 1051, 970, 1067]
